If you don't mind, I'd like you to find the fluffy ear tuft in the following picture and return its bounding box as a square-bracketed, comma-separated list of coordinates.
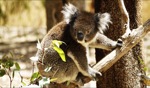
[61, 3, 78, 24]
[96, 13, 112, 34]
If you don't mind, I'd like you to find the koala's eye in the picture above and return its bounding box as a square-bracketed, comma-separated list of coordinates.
[86, 30, 90, 34]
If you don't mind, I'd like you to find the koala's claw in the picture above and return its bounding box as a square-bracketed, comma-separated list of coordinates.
[88, 67, 102, 81]
[74, 79, 84, 87]
[91, 72, 102, 81]
[117, 38, 123, 47]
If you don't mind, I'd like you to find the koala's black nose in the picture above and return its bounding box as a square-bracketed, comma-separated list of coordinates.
[77, 31, 84, 41]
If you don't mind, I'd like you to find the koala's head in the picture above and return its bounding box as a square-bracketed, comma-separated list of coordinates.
[61, 3, 112, 43]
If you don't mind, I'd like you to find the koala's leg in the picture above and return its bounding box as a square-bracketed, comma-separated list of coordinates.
[88, 47, 96, 66]
[89, 32, 122, 50]
[67, 43, 101, 80]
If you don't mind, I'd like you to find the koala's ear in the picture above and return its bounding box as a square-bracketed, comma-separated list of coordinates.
[95, 13, 112, 34]
[61, 3, 78, 24]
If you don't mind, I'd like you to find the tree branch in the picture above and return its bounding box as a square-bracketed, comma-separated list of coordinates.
[94, 19, 150, 72]
[118, 0, 131, 39]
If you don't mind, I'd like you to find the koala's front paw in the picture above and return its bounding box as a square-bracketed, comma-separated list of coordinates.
[88, 66, 102, 81]
[116, 38, 123, 47]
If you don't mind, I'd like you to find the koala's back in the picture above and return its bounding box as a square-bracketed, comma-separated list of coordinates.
[37, 21, 79, 83]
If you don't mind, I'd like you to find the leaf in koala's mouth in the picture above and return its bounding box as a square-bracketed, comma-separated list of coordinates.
[52, 40, 66, 62]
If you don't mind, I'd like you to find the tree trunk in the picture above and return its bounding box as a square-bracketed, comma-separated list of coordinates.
[45, 0, 63, 32]
[45, 0, 85, 32]
[95, 0, 146, 88]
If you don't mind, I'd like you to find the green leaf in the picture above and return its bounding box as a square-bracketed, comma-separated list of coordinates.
[0, 69, 6, 77]
[30, 72, 40, 82]
[39, 77, 50, 87]
[52, 40, 64, 47]
[52, 40, 66, 62]
[4, 60, 14, 68]
[12, 70, 15, 78]
[9, 52, 14, 58]
[15, 62, 20, 71]
[1, 59, 8, 68]
[53, 47, 66, 62]
[2, 54, 7, 59]
[21, 81, 26, 86]
[143, 67, 148, 72]
[2, 59, 14, 68]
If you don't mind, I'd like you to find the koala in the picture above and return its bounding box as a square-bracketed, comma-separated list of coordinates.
[36, 3, 122, 87]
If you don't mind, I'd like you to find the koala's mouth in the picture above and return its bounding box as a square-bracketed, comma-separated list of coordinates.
[77, 39, 85, 44]
[77, 39, 90, 44]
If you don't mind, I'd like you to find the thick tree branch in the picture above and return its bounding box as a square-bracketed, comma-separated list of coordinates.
[94, 19, 150, 72]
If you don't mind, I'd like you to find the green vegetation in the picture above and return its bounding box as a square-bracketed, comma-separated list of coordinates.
[0, 52, 23, 87]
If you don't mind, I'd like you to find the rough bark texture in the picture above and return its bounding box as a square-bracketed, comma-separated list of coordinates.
[95, 0, 146, 88]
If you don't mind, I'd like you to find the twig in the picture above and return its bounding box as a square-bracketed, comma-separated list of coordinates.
[118, 0, 131, 39]
[5, 68, 13, 88]
[32, 62, 35, 74]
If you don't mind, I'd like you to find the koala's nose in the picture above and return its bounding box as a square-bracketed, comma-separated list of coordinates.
[77, 31, 84, 41]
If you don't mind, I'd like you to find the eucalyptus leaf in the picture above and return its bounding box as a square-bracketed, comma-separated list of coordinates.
[7, 60, 14, 67]
[53, 47, 66, 62]
[2, 54, 7, 59]
[3, 60, 14, 68]
[9, 52, 14, 58]
[30, 72, 40, 82]
[0, 69, 6, 77]
[15, 62, 20, 71]
[52, 40, 66, 62]
[12, 70, 15, 78]
[143, 67, 148, 72]
[21, 81, 26, 86]
[52, 40, 64, 47]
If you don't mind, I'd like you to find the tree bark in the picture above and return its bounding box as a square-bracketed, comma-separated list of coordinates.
[45, 0, 63, 32]
[95, 0, 146, 88]
[45, 0, 85, 32]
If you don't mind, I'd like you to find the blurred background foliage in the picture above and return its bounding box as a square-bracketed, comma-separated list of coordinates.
[0, 0, 46, 27]
[0, 0, 150, 27]
[141, 0, 150, 23]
